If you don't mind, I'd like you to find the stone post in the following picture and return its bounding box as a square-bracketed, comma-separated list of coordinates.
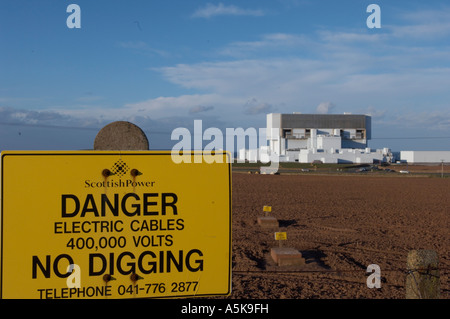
[406, 250, 440, 299]
[94, 121, 149, 150]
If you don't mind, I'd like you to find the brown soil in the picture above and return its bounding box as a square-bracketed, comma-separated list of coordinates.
[224, 172, 450, 299]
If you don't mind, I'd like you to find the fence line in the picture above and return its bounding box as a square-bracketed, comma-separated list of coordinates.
[232, 264, 448, 298]
[233, 266, 448, 275]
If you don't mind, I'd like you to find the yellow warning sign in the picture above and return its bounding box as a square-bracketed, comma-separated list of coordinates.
[263, 206, 272, 213]
[0, 151, 231, 299]
[274, 232, 287, 241]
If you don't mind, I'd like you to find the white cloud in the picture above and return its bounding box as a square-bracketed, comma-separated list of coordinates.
[150, 20, 450, 134]
[316, 102, 335, 114]
[389, 7, 450, 40]
[244, 98, 274, 115]
[317, 30, 384, 44]
[155, 56, 450, 122]
[123, 94, 225, 117]
[395, 110, 450, 131]
[32, 19, 449, 133]
[189, 105, 214, 114]
[389, 22, 450, 40]
[219, 33, 310, 57]
[157, 58, 339, 99]
[0, 106, 71, 126]
[191, 3, 264, 19]
[364, 106, 386, 120]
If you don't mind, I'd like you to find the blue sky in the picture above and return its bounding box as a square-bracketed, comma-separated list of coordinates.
[1, 0, 450, 152]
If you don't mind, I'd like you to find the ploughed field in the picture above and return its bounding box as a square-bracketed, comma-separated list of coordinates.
[226, 173, 449, 299]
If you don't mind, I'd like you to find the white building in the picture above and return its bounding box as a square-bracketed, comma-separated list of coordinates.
[240, 113, 393, 164]
[400, 151, 450, 163]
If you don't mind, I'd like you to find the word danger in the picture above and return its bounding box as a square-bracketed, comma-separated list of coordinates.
[61, 192, 178, 217]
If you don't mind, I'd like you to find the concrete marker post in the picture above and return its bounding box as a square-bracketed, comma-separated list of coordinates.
[257, 205, 278, 228]
[270, 232, 305, 267]
[406, 250, 440, 299]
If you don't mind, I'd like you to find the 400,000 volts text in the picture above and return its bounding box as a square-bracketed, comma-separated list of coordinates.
[66, 234, 174, 250]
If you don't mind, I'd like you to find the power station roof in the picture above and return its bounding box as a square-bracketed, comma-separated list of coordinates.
[280, 114, 370, 129]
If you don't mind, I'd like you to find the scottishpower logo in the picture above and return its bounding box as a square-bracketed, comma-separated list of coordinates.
[84, 160, 156, 188]
[111, 159, 129, 177]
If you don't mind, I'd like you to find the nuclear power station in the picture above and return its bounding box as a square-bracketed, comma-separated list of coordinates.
[239, 113, 449, 164]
